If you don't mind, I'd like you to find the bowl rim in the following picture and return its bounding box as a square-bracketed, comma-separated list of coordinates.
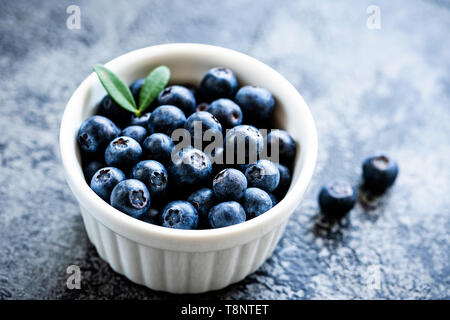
[59, 43, 318, 252]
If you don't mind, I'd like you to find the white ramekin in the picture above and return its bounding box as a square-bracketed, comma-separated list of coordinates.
[59, 43, 318, 294]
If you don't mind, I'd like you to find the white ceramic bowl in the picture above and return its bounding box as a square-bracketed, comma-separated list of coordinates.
[60, 43, 317, 293]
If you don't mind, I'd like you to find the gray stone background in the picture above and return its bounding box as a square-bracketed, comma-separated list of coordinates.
[0, 0, 449, 299]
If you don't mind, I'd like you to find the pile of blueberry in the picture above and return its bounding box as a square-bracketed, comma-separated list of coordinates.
[78, 66, 296, 230]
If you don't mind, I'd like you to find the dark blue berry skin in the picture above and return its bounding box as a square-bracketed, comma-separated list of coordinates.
[90, 167, 126, 203]
[184, 111, 223, 148]
[212, 168, 247, 201]
[245, 159, 280, 192]
[266, 130, 296, 165]
[78, 115, 120, 155]
[129, 112, 151, 127]
[121, 125, 148, 144]
[274, 164, 291, 197]
[148, 105, 186, 136]
[208, 201, 246, 229]
[139, 207, 160, 225]
[196, 102, 210, 112]
[142, 133, 175, 165]
[83, 160, 105, 183]
[97, 95, 131, 127]
[200, 67, 238, 101]
[160, 200, 199, 230]
[318, 180, 357, 218]
[207, 98, 243, 129]
[268, 193, 278, 206]
[104, 136, 142, 171]
[362, 155, 399, 193]
[131, 160, 168, 201]
[235, 86, 275, 126]
[169, 148, 212, 188]
[157, 85, 196, 116]
[243, 187, 273, 220]
[187, 188, 216, 223]
[224, 125, 264, 164]
[110, 179, 151, 219]
[129, 78, 145, 104]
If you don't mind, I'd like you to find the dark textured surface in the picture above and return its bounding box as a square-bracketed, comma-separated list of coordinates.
[0, 0, 449, 299]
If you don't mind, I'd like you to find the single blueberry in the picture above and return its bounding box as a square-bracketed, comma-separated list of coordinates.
[160, 200, 199, 230]
[318, 180, 357, 218]
[110, 179, 151, 219]
[90, 167, 126, 203]
[224, 125, 264, 165]
[184, 111, 223, 150]
[78, 115, 120, 155]
[245, 159, 280, 192]
[243, 187, 273, 220]
[129, 78, 145, 104]
[207, 98, 243, 129]
[157, 85, 196, 116]
[148, 105, 186, 136]
[208, 201, 246, 228]
[121, 125, 148, 144]
[97, 95, 131, 127]
[187, 188, 216, 223]
[131, 160, 168, 201]
[83, 160, 105, 183]
[104, 136, 142, 171]
[168, 148, 212, 188]
[142, 133, 175, 165]
[266, 130, 296, 165]
[274, 164, 291, 197]
[129, 112, 151, 127]
[139, 207, 161, 225]
[235, 86, 275, 126]
[212, 168, 247, 201]
[200, 67, 238, 101]
[362, 155, 399, 193]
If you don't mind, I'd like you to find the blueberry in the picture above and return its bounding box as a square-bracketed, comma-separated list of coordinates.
[266, 130, 296, 165]
[207, 98, 243, 129]
[169, 148, 212, 188]
[184, 111, 222, 149]
[90, 167, 126, 202]
[268, 193, 278, 206]
[274, 164, 291, 197]
[224, 125, 264, 164]
[97, 95, 131, 127]
[160, 200, 199, 230]
[212, 168, 247, 201]
[200, 67, 238, 101]
[362, 155, 399, 193]
[235, 86, 274, 126]
[318, 180, 357, 218]
[243, 187, 273, 220]
[121, 125, 148, 144]
[129, 112, 151, 127]
[187, 188, 216, 222]
[208, 201, 246, 228]
[83, 160, 105, 183]
[110, 179, 151, 219]
[142, 133, 175, 165]
[131, 160, 168, 200]
[245, 159, 280, 192]
[139, 207, 160, 225]
[104, 136, 142, 171]
[78, 115, 120, 155]
[129, 78, 145, 104]
[147, 105, 186, 136]
[196, 102, 210, 112]
[157, 85, 196, 116]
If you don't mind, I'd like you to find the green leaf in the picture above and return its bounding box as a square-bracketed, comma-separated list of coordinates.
[138, 65, 171, 115]
[93, 64, 138, 114]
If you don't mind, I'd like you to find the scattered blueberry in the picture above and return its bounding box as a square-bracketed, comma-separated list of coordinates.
[161, 200, 199, 230]
[212, 168, 247, 201]
[187, 188, 216, 222]
[169, 148, 212, 188]
[207, 98, 243, 129]
[90, 167, 126, 202]
[142, 133, 175, 165]
[129, 112, 151, 127]
[110, 179, 151, 219]
[97, 95, 130, 127]
[235, 86, 274, 125]
[224, 125, 264, 164]
[362, 155, 399, 193]
[200, 67, 238, 101]
[157, 85, 196, 116]
[131, 160, 168, 200]
[318, 180, 357, 218]
[121, 125, 148, 144]
[78, 115, 120, 155]
[148, 105, 186, 136]
[245, 159, 280, 192]
[129, 78, 146, 104]
[208, 201, 246, 228]
[83, 160, 105, 183]
[243, 187, 273, 220]
[184, 111, 223, 149]
[104, 136, 142, 171]
[266, 130, 296, 165]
